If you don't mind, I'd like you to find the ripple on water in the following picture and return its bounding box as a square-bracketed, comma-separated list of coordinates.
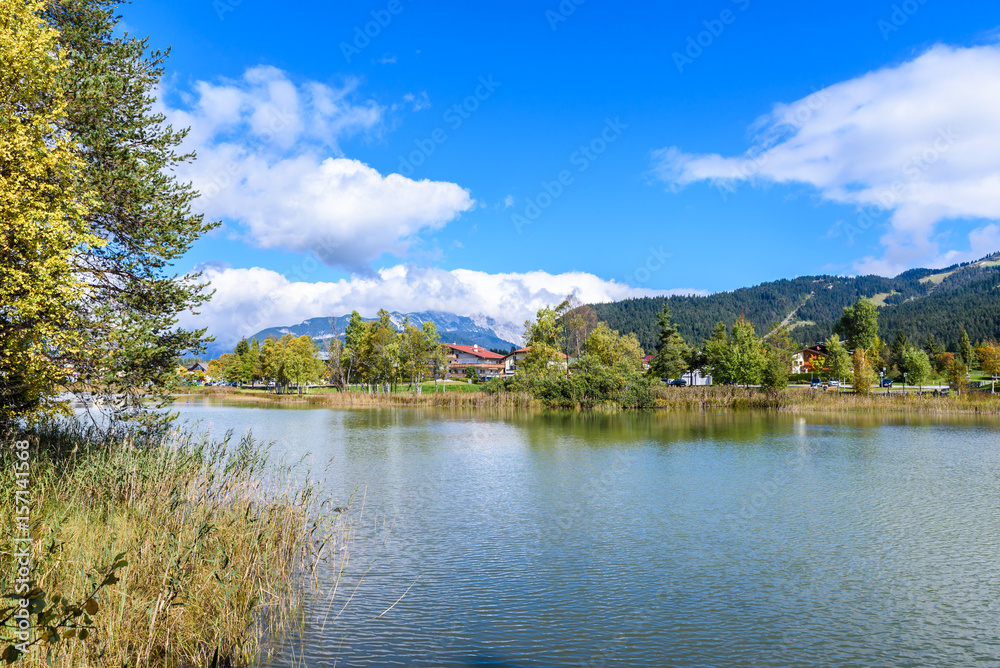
[167, 404, 1000, 667]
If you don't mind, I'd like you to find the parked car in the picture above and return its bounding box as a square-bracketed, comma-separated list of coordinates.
[880, 378, 893, 388]
[721, 380, 736, 386]
[669, 378, 688, 387]
[828, 379, 840, 388]
[810, 377, 823, 387]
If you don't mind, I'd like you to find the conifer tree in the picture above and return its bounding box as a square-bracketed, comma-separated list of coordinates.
[650, 305, 690, 380]
[39, 0, 217, 428]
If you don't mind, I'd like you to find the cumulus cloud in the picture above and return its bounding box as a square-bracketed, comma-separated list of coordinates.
[160, 66, 475, 271]
[183, 265, 705, 350]
[653, 44, 1000, 275]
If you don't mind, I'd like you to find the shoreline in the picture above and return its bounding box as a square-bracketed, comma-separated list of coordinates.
[179, 385, 1000, 415]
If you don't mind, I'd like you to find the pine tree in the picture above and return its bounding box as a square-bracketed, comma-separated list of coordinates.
[650, 305, 690, 380]
[41, 0, 218, 428]
[959, 329, 978, 370]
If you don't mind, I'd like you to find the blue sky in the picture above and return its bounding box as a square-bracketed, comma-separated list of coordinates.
[122, 0, 1000, 346]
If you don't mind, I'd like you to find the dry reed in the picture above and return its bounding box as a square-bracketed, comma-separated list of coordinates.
[0, 424, 348, 667]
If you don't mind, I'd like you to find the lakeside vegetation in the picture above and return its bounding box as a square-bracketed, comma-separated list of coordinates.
[1, 3, 350, 665]
[1, 423, 345, 667]
[188, 382, 1000, 415]
[201, 293, 1000, 414]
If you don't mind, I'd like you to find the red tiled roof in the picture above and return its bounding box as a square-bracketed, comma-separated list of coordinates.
[445, 343, 505, 359]
[503, 346, 568, 359]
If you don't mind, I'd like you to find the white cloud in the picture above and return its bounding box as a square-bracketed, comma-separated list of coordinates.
[653, 44, 1000, 276]
[402, 91, 430, 110]
[184, 265, 705, 350]
[160, 66, 474, 271]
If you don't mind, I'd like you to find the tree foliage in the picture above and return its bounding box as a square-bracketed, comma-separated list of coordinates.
[976, 343, 1000, 393]
[589, 256, 1000, 359]
[258, 335, 324, 393]
[522, 306, 563, 375]
[0, 1, 217, 428]
[762, 324, 795, 389]
[650, 305, 689, 380]
[838, 298, 880, 352]
[852, 348, 878, 395]
[902, 347, 932, 390]
[0, 0, 100, 423]
[824, 335, 852, 383]
[725, 316, 766, 387]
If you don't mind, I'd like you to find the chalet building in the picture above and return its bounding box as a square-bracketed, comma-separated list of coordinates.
[501, 346, 571, 377]
[186, 362, 208, 373]
[503, 347, 530, 377]
[791, 342, 842, 374]
[444, 344, 505, 380]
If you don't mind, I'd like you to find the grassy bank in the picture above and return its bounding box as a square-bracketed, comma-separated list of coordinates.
[189, 385, 534, 409]
[185, 384, 1000, 415]
[651, 385, 1000, 414]
[0, 424, 346, 667]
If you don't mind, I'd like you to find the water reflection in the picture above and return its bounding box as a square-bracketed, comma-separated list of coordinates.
[167, 400, 1000, 667]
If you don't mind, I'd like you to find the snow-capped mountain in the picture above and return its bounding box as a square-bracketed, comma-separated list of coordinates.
[205, 311, 522, 357]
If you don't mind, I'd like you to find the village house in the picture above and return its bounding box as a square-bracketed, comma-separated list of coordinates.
[791, 343, 828, 375]
[502, 346, 570, 377]
[444, 344, 505, 381]
[642, 354, 655, 371]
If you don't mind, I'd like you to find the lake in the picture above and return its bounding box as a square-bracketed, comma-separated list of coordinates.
[171, 397, 1000, 667]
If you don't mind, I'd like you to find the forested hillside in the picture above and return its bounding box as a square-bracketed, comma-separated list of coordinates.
[591, 255, 1000, 352]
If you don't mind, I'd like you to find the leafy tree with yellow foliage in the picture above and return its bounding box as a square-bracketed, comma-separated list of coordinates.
[976, 342, 1000, 394]
[0, 1, 101, 423]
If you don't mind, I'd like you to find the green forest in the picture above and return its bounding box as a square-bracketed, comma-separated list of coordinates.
[591, 255, 1000, 353]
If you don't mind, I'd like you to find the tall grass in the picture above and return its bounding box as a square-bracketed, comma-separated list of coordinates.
[190, 384, 1000, 415]
[652, 385, 1000, 414]
[193, 385, 535, 409]
[0, 423, 347, 667]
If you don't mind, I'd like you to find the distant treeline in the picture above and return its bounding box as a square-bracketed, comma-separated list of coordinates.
[591, 259, 1000, 353]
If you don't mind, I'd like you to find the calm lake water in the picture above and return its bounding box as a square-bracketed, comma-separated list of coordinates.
[171, 397, 1000, 667]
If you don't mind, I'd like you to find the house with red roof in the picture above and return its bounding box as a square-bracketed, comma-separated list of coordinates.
[642, 354, 655, 371]
[444, 343, 505, 380]
[792, 343, 830, 374]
